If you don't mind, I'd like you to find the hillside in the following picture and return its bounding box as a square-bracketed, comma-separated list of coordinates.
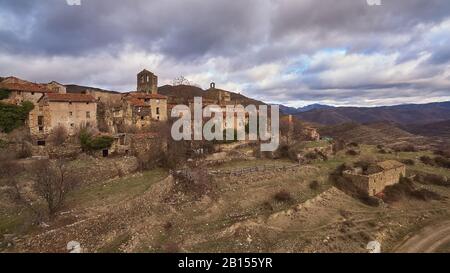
[158, 84, 266, 106]
[296, 101, 450, 126]
[65, 84, 121, 94]
[401, 120, 450, 138]
[318, 122, 430, 147]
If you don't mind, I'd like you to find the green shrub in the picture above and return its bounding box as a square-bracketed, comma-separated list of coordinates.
[89, 136, 114, 150]
[79, 128, 113, 151]
[434, 156, 450, 169]
[0, 89, 11, 100]
[400, 159, 415, 165]
[0, 101, 34, 133]
[0, 139, 7, 148]
[420, 155, 434, 166]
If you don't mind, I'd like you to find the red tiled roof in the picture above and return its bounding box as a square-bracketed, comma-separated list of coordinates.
[127, 98, 150, 107]
[0, 82, 52, 93]
[46, 93, 96, 103]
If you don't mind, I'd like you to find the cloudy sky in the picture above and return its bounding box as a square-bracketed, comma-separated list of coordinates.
[1, 0, 450, 107]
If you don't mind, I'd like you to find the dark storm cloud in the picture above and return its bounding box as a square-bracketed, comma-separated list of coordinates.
[0, 0, 450, 106]
[0, 0, 270, 59]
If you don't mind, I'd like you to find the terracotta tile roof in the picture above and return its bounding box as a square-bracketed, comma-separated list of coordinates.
[46, 93, 96, 103]
[128, 98, 149, 107]
[0, 82, 52, 93]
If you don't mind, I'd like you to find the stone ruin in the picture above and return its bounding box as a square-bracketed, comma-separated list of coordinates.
[343, 160, 406, 196]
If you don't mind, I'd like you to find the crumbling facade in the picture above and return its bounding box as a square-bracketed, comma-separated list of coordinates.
[30, 93, 97, 138]
[137, 69, 158, 94]
[100, 70, 168, 133]
[343, 160, 406, 196]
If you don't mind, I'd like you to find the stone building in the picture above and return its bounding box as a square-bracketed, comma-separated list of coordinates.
[137, 69, 158, 94]
[80, 88, 122, 104]
[102, 70, 168, 133]
[0, 76, 54, 104]
[30, 93, 97, 141]
[46, 81, 67, 94]
[343, 160, 406, 196]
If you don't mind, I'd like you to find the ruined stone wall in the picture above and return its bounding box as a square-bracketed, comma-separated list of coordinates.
[88, 90, 122, 104]
[366, 166, 406, 196]
[47, 101, 97, 135]
[46, 82, 66, 94]
[129, 135, 165, 155]
[344, 165, 406, 196]
[29, 103, 52, 137]
[343, 172, 371, 194]
[9, 91, 45, 104]
[149, 99, 167, 121]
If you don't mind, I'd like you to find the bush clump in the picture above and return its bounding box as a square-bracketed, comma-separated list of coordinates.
[346, 149, 359, 156]
[400, 159, 415, 165]
[0, 89, 11, 100]
[420, 155, 434, 166]
[383, 177, 442, 203]
[410, 189, 443, 201]
[273, 190, 293, 202]
[309, 180, 320, 190]
[304, 151, 318, 160]
[414, 173, 449, 187]
[393, 144, 417, 152]
[434, 156, 450, 169]
[0, 101, 34, 133]
[79, 129, 113, 151]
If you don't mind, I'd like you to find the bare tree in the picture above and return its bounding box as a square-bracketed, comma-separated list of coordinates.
[9, 127, 32, 158]
[1, 161, 44, 222]
[49, 125, 68, 145]
[172, 76, 191, 86]
[32, 159, 79, 217]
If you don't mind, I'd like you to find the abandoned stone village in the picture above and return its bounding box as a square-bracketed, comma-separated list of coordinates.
[1, 70, 449, 253]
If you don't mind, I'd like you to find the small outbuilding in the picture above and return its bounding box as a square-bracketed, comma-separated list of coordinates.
[343, 160, 406, 196]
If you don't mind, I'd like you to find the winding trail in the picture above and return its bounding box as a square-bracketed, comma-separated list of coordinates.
[394, 220, 450, 253]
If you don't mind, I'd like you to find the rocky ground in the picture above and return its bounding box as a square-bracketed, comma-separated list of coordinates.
[2, 144, 450, 253]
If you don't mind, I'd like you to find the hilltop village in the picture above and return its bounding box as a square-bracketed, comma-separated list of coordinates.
[1, 70, 449, 253]
[0, 69, 326, 159]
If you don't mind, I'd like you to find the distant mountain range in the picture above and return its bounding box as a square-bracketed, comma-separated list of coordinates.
[279, 104, 333, 115]
[53, 81, 450, 139]
[292, 101, 450, 126]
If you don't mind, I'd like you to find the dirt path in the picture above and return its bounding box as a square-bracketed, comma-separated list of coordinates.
[394, 220, 450, 253]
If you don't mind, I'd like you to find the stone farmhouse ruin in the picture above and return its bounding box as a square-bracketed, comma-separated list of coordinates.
[343, 160, 406, 196]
